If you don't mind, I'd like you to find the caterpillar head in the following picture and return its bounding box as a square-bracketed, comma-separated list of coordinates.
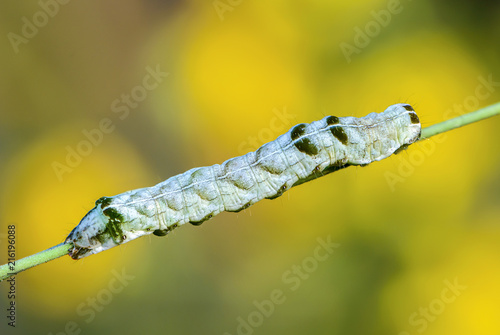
[65, 197, 127, 260]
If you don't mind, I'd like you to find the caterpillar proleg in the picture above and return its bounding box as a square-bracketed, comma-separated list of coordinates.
[66, 103, 421, 259]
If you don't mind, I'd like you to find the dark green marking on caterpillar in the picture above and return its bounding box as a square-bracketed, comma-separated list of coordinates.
[189, 213, 214, 226]
[227, 202, 252, 213]
[153, 223, 179, 236]
[294, 138, 319, 156]
[322, 160, 350, 175]
[402, 105, 420, 124]
[326, 116, 340, 125]
[290, 123, 319, 156]
[290, 124, 307, 140]
[330, 126, 348, 145]
[96, 196, 113, 208]
[409, 113, 420, 124]
[102, 207, 125, 244]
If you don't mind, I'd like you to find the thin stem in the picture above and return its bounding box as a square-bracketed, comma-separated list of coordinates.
[0, 243, 72, 281]
[420, 102, 500, 140]
[0, 102, 499, 283]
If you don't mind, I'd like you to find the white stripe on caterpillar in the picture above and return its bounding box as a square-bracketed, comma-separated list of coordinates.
[66, 103, 421, 259]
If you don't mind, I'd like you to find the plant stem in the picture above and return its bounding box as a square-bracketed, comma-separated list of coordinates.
[1, 102, 499, 282]
[0, 243, 72, 281]
[419, 102, 500, 140]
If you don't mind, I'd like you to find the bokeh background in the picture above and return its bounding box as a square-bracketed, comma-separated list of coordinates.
[1, 1, 500, 334]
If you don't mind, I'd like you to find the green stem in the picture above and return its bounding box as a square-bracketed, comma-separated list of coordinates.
[0, 243, 72, 281]
[419, 102, 500, 140]
[1, 102, 499, 283]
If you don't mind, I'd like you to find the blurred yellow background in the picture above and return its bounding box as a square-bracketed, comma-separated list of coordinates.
[1, 1, 499, 334]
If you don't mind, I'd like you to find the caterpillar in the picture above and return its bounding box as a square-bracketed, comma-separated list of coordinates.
[65, 103, 421, 259]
